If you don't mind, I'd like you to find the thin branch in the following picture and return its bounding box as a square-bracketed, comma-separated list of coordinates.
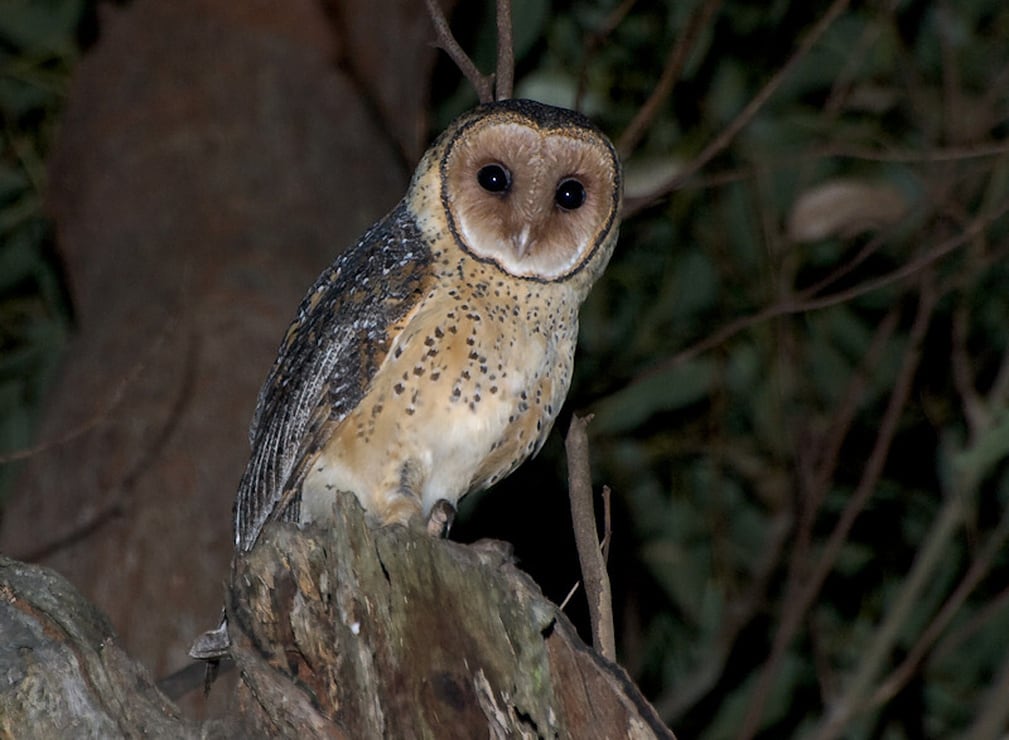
[559, 581, 581, 612]
[987, 343, 1009, 412]
[16, 324, 200, 562]
[611, 196, 1009, 400]
[623, 0, 851, 218]
[494, 0, 514, 100]
[424, 0, 494, 103]
[868, 506, 1009, 710]
[952, 301, 988, 436]
[933, 584, 1009, 664]
[575, 0, 638, 111]
[654, 506, 793, 723]
[782, 307, 902, 651]
[963, 646, 1009, 740]
[18, 501, 127, 563]
[0, 319, 176, 465]
[737, 274, 937, 740]
[617, 0, 722, 158]
[810, 472, 965, 740]
[565, 414, 616, 661]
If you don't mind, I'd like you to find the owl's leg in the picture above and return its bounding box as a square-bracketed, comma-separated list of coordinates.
[426, 499, 456, 538]
[375, 460, 456, 536]
[374, 458, 426, 527]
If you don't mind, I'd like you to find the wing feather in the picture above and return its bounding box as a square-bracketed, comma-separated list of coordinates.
[233, 201, 434, 551]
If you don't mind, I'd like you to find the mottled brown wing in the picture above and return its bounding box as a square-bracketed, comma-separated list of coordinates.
[233, 201, 434, 552]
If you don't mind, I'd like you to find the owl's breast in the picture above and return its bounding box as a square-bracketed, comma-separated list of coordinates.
[302, 275, 579, 525]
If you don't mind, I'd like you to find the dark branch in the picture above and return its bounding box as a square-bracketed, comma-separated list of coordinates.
[424, 0, 494, 103]
[622, 0, 851, 217]
[494, 0, 515, 100]
[617, 0, 722, 158]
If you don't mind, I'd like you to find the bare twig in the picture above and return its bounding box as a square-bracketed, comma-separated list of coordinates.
[868, 507, 1009, 709]
[494, 0, 514, 100]
[0, 318, 177, 465]
[565, 414, 616, 661]
[575, 0, 638, 111]
[559, 581, 581, 612]
[617, 0, 723, 158]
[623, 0, 851, 217]
[737, 274, 937, 739]
[18, 501, 127, 563]
[952, 301, 988, 436]
[933, 584, 1009, 664]
[424, 0, 494, 103]
[810, 472, 964, 740]
[963, 646, 1009, 740]
[612, 196, 1009, 399]
[16, 324, 199, 563]
[654, 506, 792, 723]
[787, 307, 902, 595]
[424, 0, 516, 103]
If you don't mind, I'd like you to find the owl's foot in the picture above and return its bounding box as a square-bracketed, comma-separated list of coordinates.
[426, 498, 456, 538]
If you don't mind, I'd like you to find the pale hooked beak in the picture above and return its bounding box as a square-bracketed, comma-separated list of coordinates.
[512, 224, 532, 258]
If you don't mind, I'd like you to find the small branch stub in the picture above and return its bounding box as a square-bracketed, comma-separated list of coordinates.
[565, 413, 617, 662]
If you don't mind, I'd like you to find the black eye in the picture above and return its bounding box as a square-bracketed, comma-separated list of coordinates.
[477, 163, 511, 193]
[555, 178, 586, 210]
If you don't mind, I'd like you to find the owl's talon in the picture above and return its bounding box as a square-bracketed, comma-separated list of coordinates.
[426, 499, 456, 538]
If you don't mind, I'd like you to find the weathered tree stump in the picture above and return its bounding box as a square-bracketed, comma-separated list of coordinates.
[0, 557, 196, 738]
[1, 491, 674, 738]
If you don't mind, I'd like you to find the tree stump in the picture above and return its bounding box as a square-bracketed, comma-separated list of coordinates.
[1, 491, 674, 738]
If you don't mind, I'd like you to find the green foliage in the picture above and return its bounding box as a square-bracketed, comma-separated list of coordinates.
[0, 0, 85, 495]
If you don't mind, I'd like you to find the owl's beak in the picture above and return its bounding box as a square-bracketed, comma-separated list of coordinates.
[512, 225, 533, 259]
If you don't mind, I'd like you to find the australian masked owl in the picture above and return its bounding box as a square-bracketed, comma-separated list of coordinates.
[233, 98, 622, 552]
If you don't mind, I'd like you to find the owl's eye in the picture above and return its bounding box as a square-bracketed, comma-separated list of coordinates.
[555, 178, 586, 210]
[477, 163, 511, 194]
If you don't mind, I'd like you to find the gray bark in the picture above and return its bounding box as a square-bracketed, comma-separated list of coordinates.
[1, 492, 674, 739]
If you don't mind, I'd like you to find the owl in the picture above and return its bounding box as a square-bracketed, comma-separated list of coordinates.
[233, 98, 622, 553]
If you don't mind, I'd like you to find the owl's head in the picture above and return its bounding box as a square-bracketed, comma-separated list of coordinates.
[421, 99, 622, 285]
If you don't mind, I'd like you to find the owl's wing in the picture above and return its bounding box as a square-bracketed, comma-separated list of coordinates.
[233, 201, 435, 552]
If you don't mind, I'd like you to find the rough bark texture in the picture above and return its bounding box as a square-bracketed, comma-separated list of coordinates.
[0, 557, 197, 739]
[1, 492, 675, 739]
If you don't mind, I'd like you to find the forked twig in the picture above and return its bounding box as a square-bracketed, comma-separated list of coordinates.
[424, 0, 516, 103]
[737, 274, 938, 739]
[617, 0, 723, 158]
[622, 0, 851, 217]
[424, 0, 493, 103]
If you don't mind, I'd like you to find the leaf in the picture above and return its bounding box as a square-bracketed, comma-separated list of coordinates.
[591, 357, 717, 436]
[787, 178, 909, 242]
[0, 0, 84, 56]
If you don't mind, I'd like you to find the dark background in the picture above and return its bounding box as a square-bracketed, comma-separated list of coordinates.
[2, 0, 1008, 736]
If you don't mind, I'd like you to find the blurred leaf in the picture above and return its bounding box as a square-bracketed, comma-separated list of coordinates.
[592, 357, 716, 436]
[787, 178, 909, 242]
[0, 162, 29, 203]
[700, 652, 806, 740]
[953, 409, 1009, 491]
[0, 0, 84, 55]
